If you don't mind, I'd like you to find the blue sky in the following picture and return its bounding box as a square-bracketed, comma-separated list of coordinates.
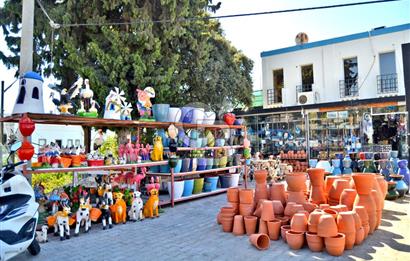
[1, 0, 409, 112]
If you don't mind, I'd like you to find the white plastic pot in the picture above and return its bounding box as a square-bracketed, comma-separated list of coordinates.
[203, 111, 216, 125]
[168, 107, 181, 122]
[191, 108, 205, 124]
[230, 173, 240, 187]
[167, 180, 185, 200]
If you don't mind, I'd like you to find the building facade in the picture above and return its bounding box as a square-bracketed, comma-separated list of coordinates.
[238, 24, 410, 160]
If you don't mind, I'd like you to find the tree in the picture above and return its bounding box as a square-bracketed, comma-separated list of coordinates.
[0, 0, 253, 114]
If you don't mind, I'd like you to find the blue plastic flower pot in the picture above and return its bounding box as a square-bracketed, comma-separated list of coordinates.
[173, 159, 182, 173]
[220, 175, 232, 188]
[153, 104, 170, 122]
[182, 179, 194, 197]
[190, 130, 199, 139]
[197, 158, 207, 171]
[150, 166, 160, 173]
[181, 158, 191, 172]
[206, 158, 213, 170]
[160, 164, 170, 173]
[203, 182, 213, 192]
[181, 107, 194, 123]
[215, 138, 225, 147]
[205, 176, 219, 191]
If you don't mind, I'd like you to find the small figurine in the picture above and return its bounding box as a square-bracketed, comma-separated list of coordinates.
[121, 102, 133, 120]
[128, 191, 144, 222]
[88, 98, 100, 117]
[49, 77, 83, 114]
[74, 196, 91, 236]
[143, 188, 159, 218]
[100, 200, 113, 230]
[36, 225, 49, 243]
[136, 87, 155, 121]
[110, 192, 127, 224]
[80, 79, 94, 110]
[103, 183, 113, 205]
[151, 136, 164, 161]
[53, 205, 71, 241]
[104, 87, 126, 119]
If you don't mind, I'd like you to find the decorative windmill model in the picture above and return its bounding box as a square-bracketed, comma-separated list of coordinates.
[104, 87, 127, 120]
[121, 102, 133, 120]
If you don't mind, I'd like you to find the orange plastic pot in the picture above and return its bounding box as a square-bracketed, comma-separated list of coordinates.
[317, 214, 338, 238]
[290, 213, 308, 233]
[339, 189, 357, 211]
[306, 232, 324, 252]
[90, 208, 102, 222]
[244, 215, 258, 235]
[286, 172, 307, 192]
[325, 233, 346, 256]
[239, 189, 254, 204]
[60, 157, 72, 168]
[232, 215, 245, 236]
[270, 183, 287, 206]
[267, 219, 281, 240]
[281, 225, 291, 243]
[47, 216, 56, 227]
[227, 188, 239, 203]
[286, 231, 305, 250]
[249, 233, 270, 250]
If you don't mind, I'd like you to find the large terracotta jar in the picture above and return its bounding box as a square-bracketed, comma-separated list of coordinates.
[254, 169, 268, 184]
[270, 183, 287, 206]
[287, 191, 306, 204]
[376, 176, 388, 208]
[308, 209, 324, 233]
[336, 211, 356, 250]
[307, 168, 327, 204]
[352, 174, 377, 234]
[255, 171, 269, 205]
[286, 172, 307, 192]
[290, 213, 308, 233]
[353, 206, 370, 239]
[317, 213, 338, 238]
[339, 189, 357, 211]
[325, 233, 346, 256]
[371, 190, 382, 229]
[306, 232, 324, 252]
[328, 179, 350, 205]
[325, 176, 341, 195]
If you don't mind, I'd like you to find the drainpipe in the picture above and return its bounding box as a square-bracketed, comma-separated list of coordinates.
[401, 43, 410, 162]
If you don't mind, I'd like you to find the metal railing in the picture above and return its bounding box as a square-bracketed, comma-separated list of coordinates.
[339, 78, 358, 98]
[296, 84, 313, 93]
[266, 89, 282, 105]
[377, 73, 398, 94]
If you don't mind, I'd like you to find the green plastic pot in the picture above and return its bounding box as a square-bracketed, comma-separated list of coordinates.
[219, 156, 228, 168]
[193, 178, 204, 194]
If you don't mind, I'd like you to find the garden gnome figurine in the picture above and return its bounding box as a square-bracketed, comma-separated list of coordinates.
[136, 87, 155, 120]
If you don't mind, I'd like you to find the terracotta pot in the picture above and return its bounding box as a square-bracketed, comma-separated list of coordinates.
[220, 216, 234, 232]
[339, 189, 357, 210]
[284, 203, 304, 217]
[267, 219, 281, 240]
[228, 202, 239, 215]
[239, 189, 254, 204]
[323, 208, 338, 219]
[352, 173, 375, 195]
[261, 200, 275, 221]
[258, 220, 268, 234]
[329, 205, 348, 213]
[284, 202, 295, 216]
[317, 214, 338, 238]
[287, 191, 306, 204]
[227, 188, 239, 203]
[286, 172, 307, 192]
[291, 213, 308, 233]
[303, 202, 318, 213]
[371, 189, 382, 230]
[325, 176, 340, 195]
[253, 199, 265, 218]
[336, 211, 356, 249]
[270, 183, 287, 205]
[249, 233, 270, 250]
[254, 169, 268, 184]
[90, 208, 102, 222]
[255, 185, 269, 205]
[325, 233, 346, 256]
[232, 215, 245, 236]
[286, 231, 305, 250]
[307, 168, 327, 204]
[355, 227, 365, 245]
[308, 209, 324, 233]
[353, 206, 369, 238]
[306, 232, 324, 252]
[297, 210, 310, 219]
[376, 176, 388, 208]
[220, 206, 236, 215]
[272, 200, 284, 216]
[281, 225, 291, 242]
[353, 183, 377, 234]
[239, 203, 254, 216]
[319, 204, 330, 210]
[217, 212, 221, 224]
[328, 180, 350, 203]
[244, 215, 258, 235]
[277, 216, 290, 226]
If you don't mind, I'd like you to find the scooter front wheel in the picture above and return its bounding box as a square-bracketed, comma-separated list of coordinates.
[27, 238, 41, 256]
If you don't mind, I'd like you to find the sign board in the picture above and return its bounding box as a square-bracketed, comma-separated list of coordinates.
[327, 111, 348, 119]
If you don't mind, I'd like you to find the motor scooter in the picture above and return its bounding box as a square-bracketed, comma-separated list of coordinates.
[0, 141, 40, 261]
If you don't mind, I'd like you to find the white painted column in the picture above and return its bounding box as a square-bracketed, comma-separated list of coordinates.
[20, 0, 35, 74]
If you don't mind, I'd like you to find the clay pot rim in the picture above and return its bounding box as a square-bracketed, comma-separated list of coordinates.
[281, 225, 291, 229]
[268, 218, 282, 223]
[326, 233, 346, 240]
[244, 215, 257, 220]
[288, 172, 307, 176]
[306, 232, 319, 236]
[324, 209, 338, 215]
[286, 230, 305, 236]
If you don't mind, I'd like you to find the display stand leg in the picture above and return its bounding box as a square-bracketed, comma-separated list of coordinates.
[83, 126, 91, 153]
[244, 163, 248, 189]
[170, 168, 175, 207]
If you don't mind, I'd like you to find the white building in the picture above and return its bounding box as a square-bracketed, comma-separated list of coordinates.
[261, 23, 409, 108]
[238, 24, 410, 159]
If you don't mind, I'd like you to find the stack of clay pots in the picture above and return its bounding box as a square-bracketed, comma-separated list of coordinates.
[216, 171, 387, 257]
[254, 170, 269, 205]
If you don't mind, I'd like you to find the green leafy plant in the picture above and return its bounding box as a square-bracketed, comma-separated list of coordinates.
[98, 134, 119, 159]
[32, 173, 73, 194]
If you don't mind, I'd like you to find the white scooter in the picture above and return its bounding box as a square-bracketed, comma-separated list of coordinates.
[0, 141, 41, 261]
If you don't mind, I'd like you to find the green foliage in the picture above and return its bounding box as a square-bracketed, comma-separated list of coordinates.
[98, 134, 118, 158]
[32, 173, 73, 194]
[0, 0, 253, 113]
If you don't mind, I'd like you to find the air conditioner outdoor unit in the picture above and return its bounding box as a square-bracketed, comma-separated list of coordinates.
[297, 92, 316, 105]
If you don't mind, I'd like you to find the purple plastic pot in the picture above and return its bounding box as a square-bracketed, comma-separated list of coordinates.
[181, 107, 194, 123]
[197, 158, 207, 171]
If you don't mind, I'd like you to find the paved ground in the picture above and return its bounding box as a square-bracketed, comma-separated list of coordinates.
[11, 193, 410, 261]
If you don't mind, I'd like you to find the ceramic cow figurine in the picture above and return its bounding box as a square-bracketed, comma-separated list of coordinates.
[128, 191, 144, 221]
[74, 197, 91, 236]
[53, 206, 71, 241]
[100, 200, 113, 230]
[103, 183, 114, 205]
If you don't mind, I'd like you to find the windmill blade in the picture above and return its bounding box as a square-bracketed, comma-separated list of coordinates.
[68, 78, 83, 98]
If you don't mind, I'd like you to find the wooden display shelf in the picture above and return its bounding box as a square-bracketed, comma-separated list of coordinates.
[279, 157, 307, 160]
[147, 165, 241, 178]
[159, 188, 233, 206]
[0, 113, 244, 130]
[176, 145, 243, 151]
[23, 161, 168, 174]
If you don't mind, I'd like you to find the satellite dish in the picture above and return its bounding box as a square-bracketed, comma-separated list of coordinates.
[295, 32, 309, 45]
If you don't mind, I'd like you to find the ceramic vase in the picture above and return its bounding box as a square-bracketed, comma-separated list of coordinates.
[152, 104, 170, 122]
[332, 159, 342, 175]
[352, 174, 377, 234]
[307, 168, 327, 205]
[167, 107, 181, 122]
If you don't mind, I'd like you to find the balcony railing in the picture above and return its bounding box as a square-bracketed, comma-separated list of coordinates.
[266, 89, 281, 105]
[296, 84, 313, 93]
[377, 73, 398, 94]
[339, 78, 358, 98]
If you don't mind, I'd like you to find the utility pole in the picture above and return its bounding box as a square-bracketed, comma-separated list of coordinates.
[20, 0, 35, 74]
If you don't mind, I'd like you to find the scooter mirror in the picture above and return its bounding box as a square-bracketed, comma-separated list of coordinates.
[10, 141, 22, 152]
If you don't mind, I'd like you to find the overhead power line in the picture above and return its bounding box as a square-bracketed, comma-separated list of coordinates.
[36, 0, 401, 28]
